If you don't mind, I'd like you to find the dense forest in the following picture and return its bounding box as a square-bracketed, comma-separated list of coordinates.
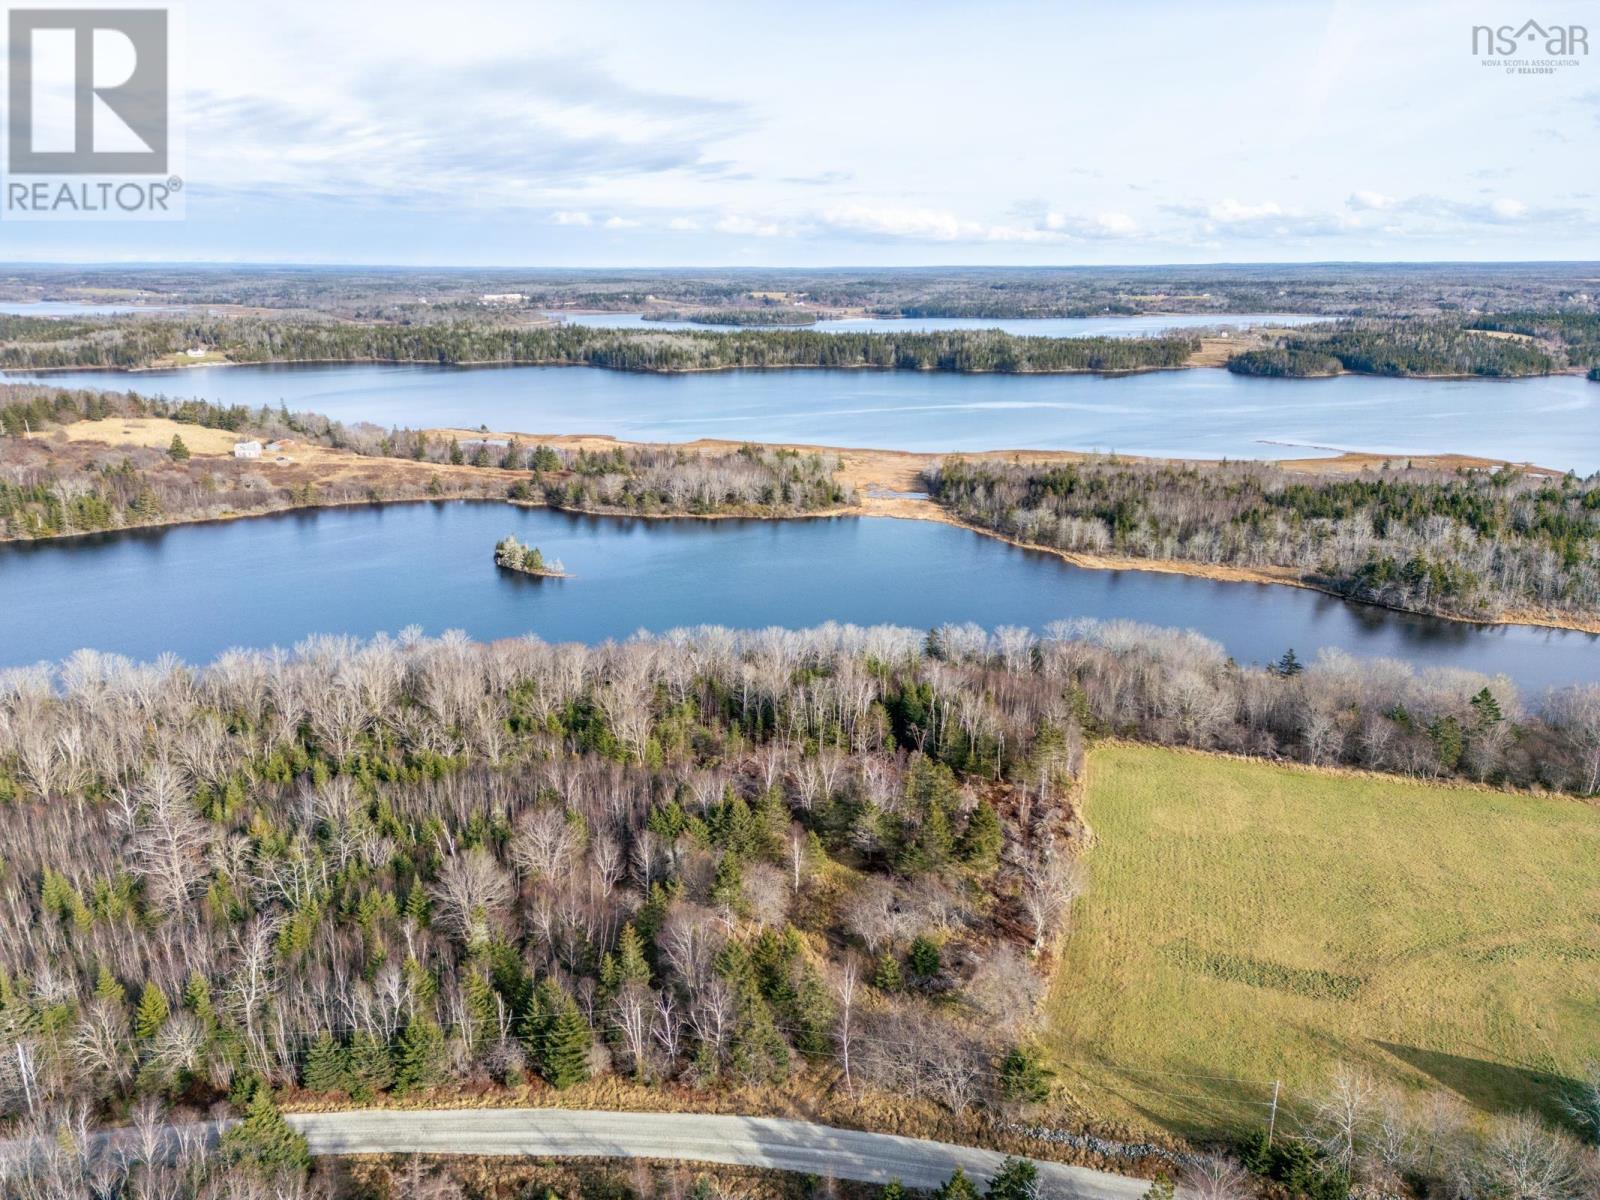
[0, 623, 1597, 1198]
[1227, 314, 1600, 378]
[0, 626, 1096, 1160]
[5, 262, 1596, 319]
[925, 458, 1600, 623]
[0, 388, 856, 540]
[536, 445, 850, 516]
[0, 316, 1198, 374]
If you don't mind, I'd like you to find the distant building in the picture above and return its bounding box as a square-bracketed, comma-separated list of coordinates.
[233, 441, 262, 459]
[184, 346, 208, 358]
[480, 292, 525, 305]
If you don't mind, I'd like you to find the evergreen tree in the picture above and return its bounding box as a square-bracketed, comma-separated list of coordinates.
[93, 965, 126, 1007]
[999, 1044, 1053, 1103]
[616, 923, 651, 987]
[134, 982, 170, 1040]
[404, 881, 431, 925]
[711, 853, 745, 912]
[1471, 686, 1504, 727]
[302, 1030, 350, 1093]
[537, 983, 593, 1089]
[985, 1159, 1039, 1200]
[1275, 648, 1303, 677]
[347, 1029, 395, 1100]
[220, 1084, 310, 1174]
[872, 952, 903, 993]
[882, 1182, 908, 1200]
[393, 1012, 447, 1094]
[956, 799, 1003, 869]
[463, 967, 498, 1051]
[935, 1167, 981, 1200]
[448, 438, 464, 465]
[168, 433, 190, 461]
[907, 935, 941, 980]
[182, 971, 215, 1027]
[720, 943, 788, 1084]
[787, 956, 835, 1058]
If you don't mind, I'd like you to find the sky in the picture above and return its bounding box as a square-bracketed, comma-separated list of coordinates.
[0, 0, 1596, 266]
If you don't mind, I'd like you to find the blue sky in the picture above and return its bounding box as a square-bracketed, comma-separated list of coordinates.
[2, 0, 1596, 265]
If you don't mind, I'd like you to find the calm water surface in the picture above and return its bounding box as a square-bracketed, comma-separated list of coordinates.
[14, 363, 1598, 469]
[1, 502, 1593, 690]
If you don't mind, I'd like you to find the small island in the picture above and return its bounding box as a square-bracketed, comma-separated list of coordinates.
[494, 535, 568, 577]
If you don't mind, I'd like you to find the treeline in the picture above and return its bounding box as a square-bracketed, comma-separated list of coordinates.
[0, 387, 857, 539]
[0, 387, 495, 541]
[9, 263, 1599, 322]
[1466, 311, 1600, 370]
[925, 458, 1600, 622]
[0, 316, 1199, 374]
[0, 623, 1596, 1189]
[536, 444, 852, 515]
[1228, 318, 1560, 378]
[642, 308, 818, 327]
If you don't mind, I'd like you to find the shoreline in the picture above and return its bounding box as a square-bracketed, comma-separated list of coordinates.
[7, 418, 1596, 638]
[3, 355, 1199, 379]
[6, 351, 1584, 383]
[899, 506, 1600, 637]
[7, 487, 1597, 639]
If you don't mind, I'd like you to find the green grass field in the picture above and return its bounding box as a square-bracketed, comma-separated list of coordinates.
[1046, 744, 1600, 1138]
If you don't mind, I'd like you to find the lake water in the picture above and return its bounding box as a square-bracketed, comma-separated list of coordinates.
[1, 502, 1593, 691]
[13, 363, 1599, 470]
[550, 312, 1328, 337]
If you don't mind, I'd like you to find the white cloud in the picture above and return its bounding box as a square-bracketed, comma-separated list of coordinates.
[1490, 197, 1528, 220]
[603, 215, 641, 229]
[1347, 190, 1395, 211]
[715, 214, 790, 237]
[552, 211, 592, 226]
[820, 204, 974, 241]
[1206, 198, 1286, 223]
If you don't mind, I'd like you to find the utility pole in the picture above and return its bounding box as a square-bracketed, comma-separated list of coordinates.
[1266, 1079, 1281, 1147]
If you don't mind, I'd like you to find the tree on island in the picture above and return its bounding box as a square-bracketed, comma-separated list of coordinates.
[495, 535, 564, 576]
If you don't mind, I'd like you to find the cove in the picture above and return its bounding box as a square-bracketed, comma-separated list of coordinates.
[11, 363, 1597, 471]
[1, 501, 1594, 692]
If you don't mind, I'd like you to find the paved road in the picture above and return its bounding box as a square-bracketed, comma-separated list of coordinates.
[285, 1108, 1152, 1199]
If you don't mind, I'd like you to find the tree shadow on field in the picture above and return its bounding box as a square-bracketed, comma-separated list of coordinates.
[1054, 1055, 1279, 1141]
[1374, 1042, 1580, 1128]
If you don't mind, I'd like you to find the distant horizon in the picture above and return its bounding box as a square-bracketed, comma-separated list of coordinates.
[4, 258, 1599, 274]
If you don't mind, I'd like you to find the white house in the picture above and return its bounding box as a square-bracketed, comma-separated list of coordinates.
[233, 441, 262, 459]
[184, 347, 208, 358]
[480, 292, 525, 306]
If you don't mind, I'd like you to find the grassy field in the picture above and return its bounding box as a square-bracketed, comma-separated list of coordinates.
[1046, 744, 1600, 1139]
